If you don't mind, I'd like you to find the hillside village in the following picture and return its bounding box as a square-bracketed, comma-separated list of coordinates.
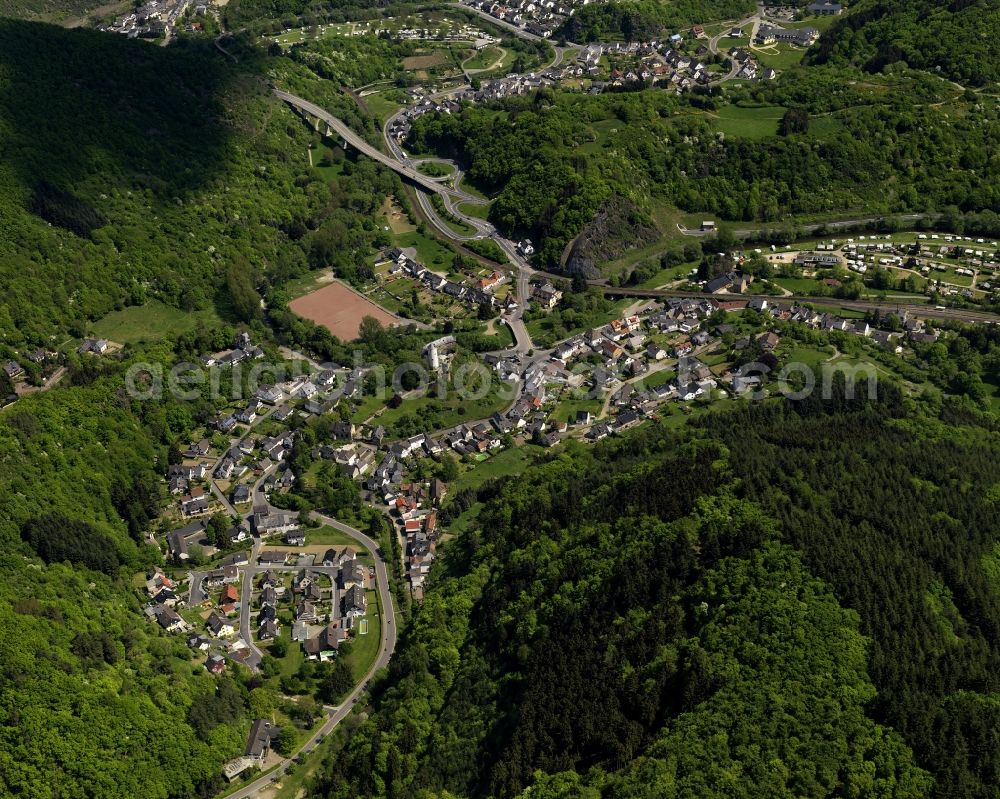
[461, 0, 600, 38]
[100, 0, 208, 39]
[138, 242, 949, 646]
[88, 200, 989, 796]
[12, 0, 1000, 795]
[387, 36, 770, 146]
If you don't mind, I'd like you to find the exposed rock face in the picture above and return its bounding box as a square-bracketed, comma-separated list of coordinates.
[562, 194, 660, 279]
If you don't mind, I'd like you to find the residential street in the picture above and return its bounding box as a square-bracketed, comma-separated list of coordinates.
[209, 480, 240, 518]
[236, 537, 265, 670]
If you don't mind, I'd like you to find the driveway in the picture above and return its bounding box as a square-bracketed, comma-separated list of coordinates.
[188, 571, 208, 605]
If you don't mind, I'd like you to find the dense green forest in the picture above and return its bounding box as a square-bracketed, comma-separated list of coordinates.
[559, 0, 754, 42]
[224, 0, 417, 30]
[406, 73, 1000, 265]
[309, 380, 1000, 799]
[810, 0, 1000, 87]
[0, 19, 399, 349]
[286, 33, 420, 86]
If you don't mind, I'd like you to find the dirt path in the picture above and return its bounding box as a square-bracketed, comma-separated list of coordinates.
[623, 299, 658, 316]
[12, 366, 67, 399]
[462, 46, 507, 75]
[382, 195, 415, 234]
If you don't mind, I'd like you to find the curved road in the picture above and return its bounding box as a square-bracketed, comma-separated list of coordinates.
[277, 34, 557, 356]
[274, 89, 481, 203]
[708, 14, 759, 80]
[678, 213, 930, 239]
[379, 90, 540, 350]
[407, 187, 534, 353]
[277, 89, 536, 353]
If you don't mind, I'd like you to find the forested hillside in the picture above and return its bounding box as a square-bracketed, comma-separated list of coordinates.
[0, 19, 409, 797]
[406, 78, 1000, 264]
[0, 19, 397, 348]
[224, 0, 414, 29]
[0, 0, 103, 22]
[314, 383, 1000, 798]
[559, 0, 754, 42]
[810, 0, 1000, 87]
[0, 352, 245, 798]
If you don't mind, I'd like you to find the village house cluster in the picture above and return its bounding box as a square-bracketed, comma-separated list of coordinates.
[251, 547, 367, 648]
[379, 247, 514, 313]
[218, 553, 355, 785]
[576, 40, 729, 91]
[142, 566, 193, 636]
[153, 507, 374, 664]
[320, 285, 943, 600]
[387, 38, 770, 146]
[388, 35, 771, 146]
[166, 426, 298, 531]
[550, 294, 940, 436]
[461, 0, 597, 38]
[727, 47, 773, 81]
[389, 480, 443, 601]
[139, 250, 953, 653]
[99, 0, 206, 39]
[387, 78, 561, 148]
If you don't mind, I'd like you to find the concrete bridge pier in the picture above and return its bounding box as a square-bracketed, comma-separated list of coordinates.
[297, 109, 320, 133]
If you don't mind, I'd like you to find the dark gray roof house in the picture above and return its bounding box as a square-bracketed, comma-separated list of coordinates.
[259, 619, 279, 640]
[343, 584, 367, 616]
[167, 519, 209, 559]
[245, 719, 274, 761]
